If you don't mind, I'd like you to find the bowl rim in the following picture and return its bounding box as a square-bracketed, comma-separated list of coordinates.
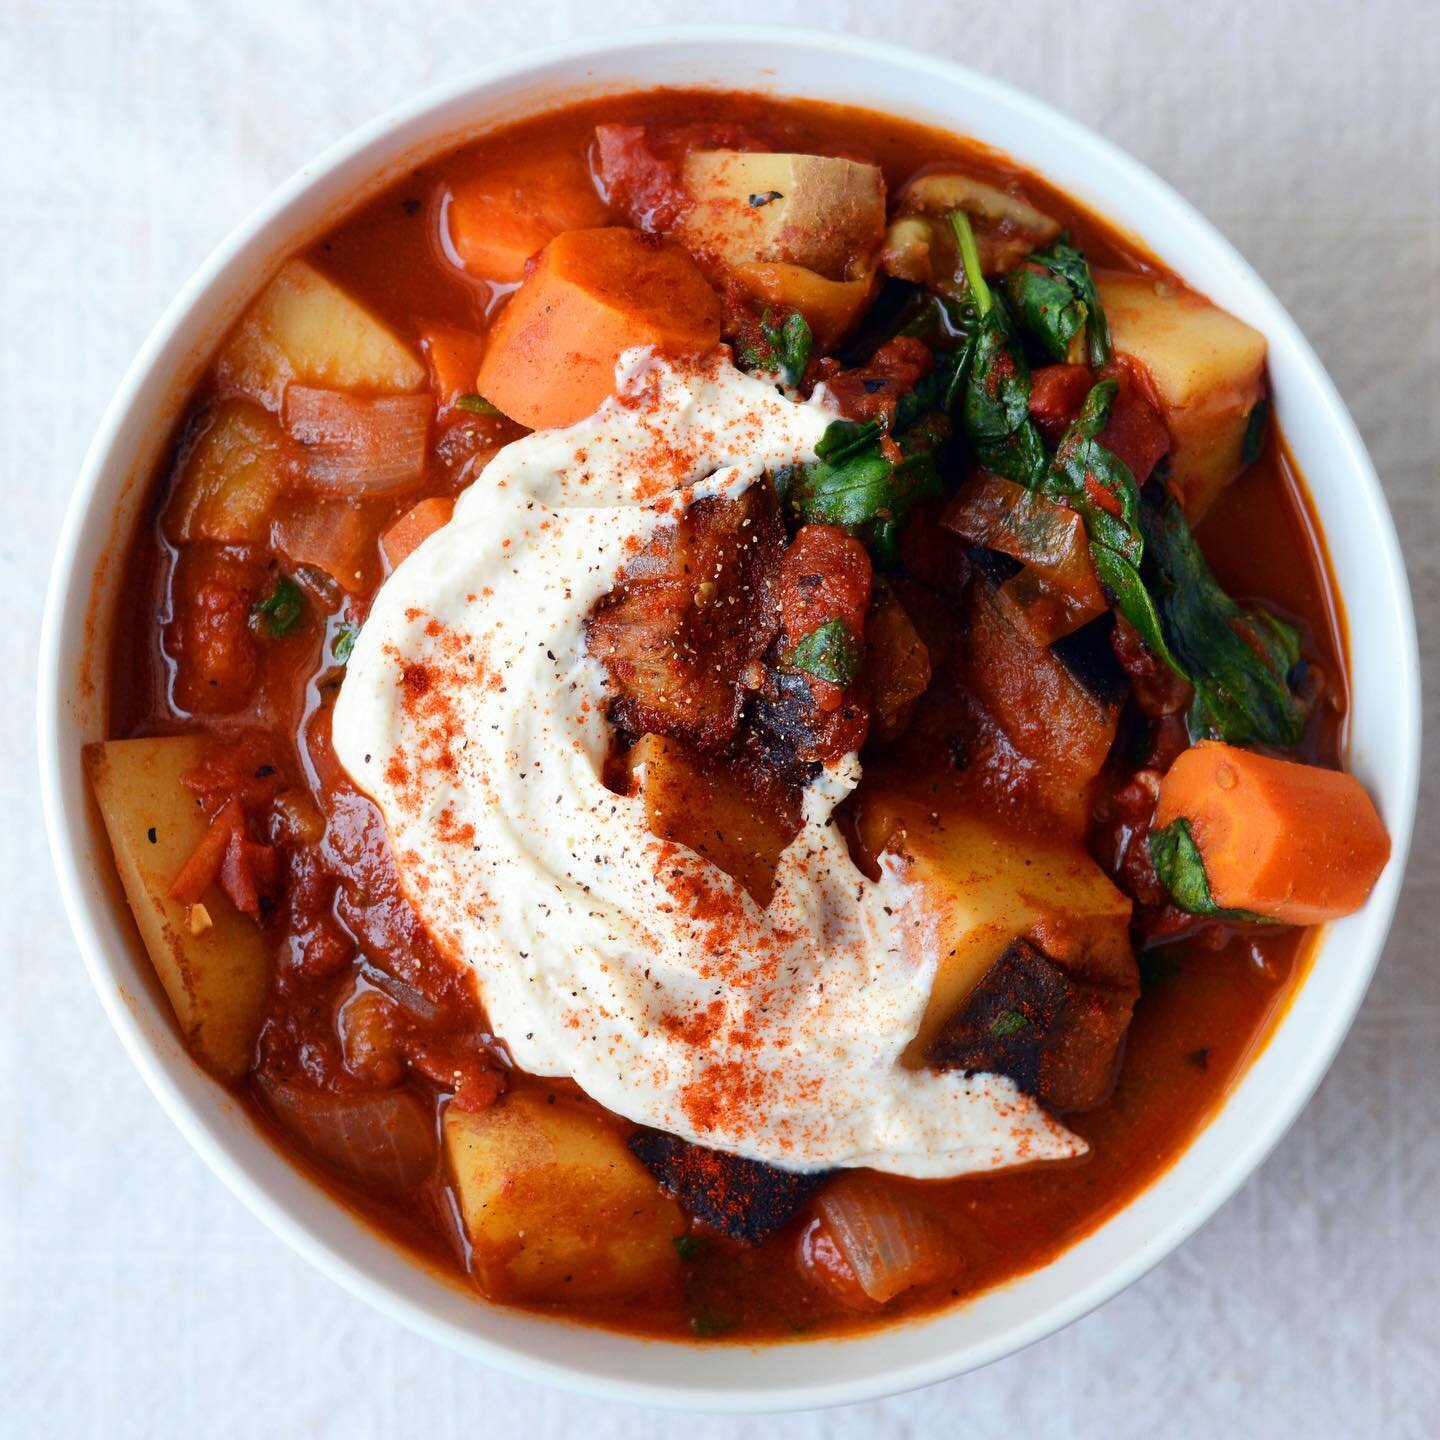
[38, 20, 1420, 1413]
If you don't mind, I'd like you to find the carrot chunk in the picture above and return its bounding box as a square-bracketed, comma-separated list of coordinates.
[382, 496, 455, 571]
[1154, 741, 1390, 924]
[419, 324, 487, 409]
[475, 228, 722, 430]
[445, 150, 609, 282]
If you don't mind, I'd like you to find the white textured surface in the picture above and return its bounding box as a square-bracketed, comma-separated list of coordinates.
[5, 0, 1438, 1434]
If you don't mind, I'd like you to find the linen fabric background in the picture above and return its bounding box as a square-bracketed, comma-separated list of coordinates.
[4, 1, 1437, 1436]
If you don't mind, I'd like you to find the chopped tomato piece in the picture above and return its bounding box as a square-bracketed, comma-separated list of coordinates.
[167, 548, 262, 714]
[1099, 361, 1170, 483]
[1028, 363, 1093, 443]
[381, 496, 455, 571]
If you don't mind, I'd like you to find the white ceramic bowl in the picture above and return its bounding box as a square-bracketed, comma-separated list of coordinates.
[39, 23, 1420, 1412]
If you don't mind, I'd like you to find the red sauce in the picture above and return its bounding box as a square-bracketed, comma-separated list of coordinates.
[102, 90, 1348, 1342]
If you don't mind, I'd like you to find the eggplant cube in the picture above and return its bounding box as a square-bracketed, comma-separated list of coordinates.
[630, 1131, 829, 1245]
[927, 938, 1136, 1110]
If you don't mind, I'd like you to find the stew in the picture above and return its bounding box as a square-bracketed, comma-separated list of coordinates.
[87, 89, 1389, 1342]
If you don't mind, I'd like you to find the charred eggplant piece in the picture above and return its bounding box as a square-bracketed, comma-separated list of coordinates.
[629, 1131, 830, 1245]
[587, 484, 785, 754]
[927, 938, 1135, 1111]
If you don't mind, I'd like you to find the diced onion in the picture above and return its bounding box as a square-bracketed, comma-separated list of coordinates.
[283, 386, 432, 494]
[944, 475, 1106, 605]
[814, 1174, 958, 1303]
[257, 1076, 437, 1191]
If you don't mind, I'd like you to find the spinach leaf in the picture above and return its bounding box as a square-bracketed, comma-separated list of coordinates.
[1149, 817, 1276, 923]
[782, 352, 955, 571]
[1040, 380, 1144, 566]
[949, 209, 1047, 487]
[1005, 264, 1088, 363]
[1242, 397, 1269, 466]
[783, 417, 945, 570]
[252, 576, 304, 637]
[787, 618, 861, 686]
[1139, 495, 1310, 749]
[736, 308, 813, 386]
[1026, 237, 1113, 366]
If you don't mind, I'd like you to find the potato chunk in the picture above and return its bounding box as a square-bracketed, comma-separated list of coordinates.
[679, 151, 885, 280]
[218, 259, 425, 409]
[163, 400, 285, 544]
[443, 1090, 682, 1303]
[859, 795, 1134, 1063]
[84, 736, 266, 1081]
[1097, 272, 1266, 518]
[627, 733, 800, 906]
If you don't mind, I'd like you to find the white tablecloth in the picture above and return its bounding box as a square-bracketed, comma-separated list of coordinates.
[5, 1, 1437, 1435]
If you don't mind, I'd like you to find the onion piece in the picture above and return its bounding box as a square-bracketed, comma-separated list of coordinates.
[283, 386, 431, 494]
[257, 1075, 437, 1191]
[943, 473, 1108, 642]
[814, 1174, 958, 1304]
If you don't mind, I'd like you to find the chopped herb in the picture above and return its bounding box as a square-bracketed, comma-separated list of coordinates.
[989, 1009, 1029, 1037]
[689, 1312, 738, 1338]
[1149, 817, 1277, 923]
[455, 392, 504, 416]
[673, 1235, 708, 1261]
[332, 624, 358, 664]
[252, 576, 304, 637]
[747, 190, 783, 207]
[736, 308, 812, 386]
[1242, 397, 1269, 466]
[787, 619, 861, 686]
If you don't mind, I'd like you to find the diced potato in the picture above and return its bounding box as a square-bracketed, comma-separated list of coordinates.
[732, 261, 874, 350]
[444, 1090, 682, 1303]
[218, 259, 425, 409]
[84, 736, 266, 1081]
[679, 151, 886, 280]
[1097, 273, 1267, 518]
[163, 400, 286, 544]
[859, 795, 1134, 1062]
[628, 733, 799, 906]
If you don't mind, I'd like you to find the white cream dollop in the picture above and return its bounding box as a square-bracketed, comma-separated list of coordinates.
[332, 351, 1083, 1178]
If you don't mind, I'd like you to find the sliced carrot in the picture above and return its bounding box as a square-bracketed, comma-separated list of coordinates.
[446, 150, 609, 282]
[475, 228, 722, 430]
[382, 496, 456, 571]
[168, 798, 245, 905]
[1154, 740, 1390, 924]
[419, 324, 487, 409]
